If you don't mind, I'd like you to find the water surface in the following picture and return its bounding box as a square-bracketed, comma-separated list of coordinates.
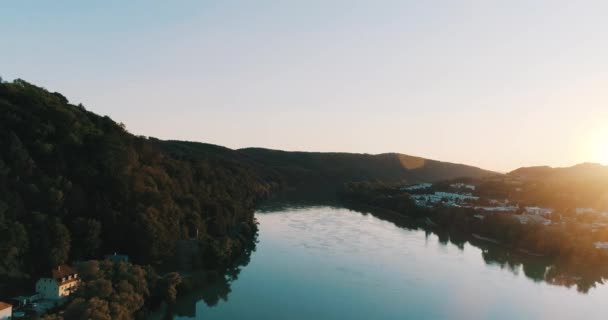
[166, 204, 608, 319]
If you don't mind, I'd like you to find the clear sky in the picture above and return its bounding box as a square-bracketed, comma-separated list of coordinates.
[2, 1, 607, 172]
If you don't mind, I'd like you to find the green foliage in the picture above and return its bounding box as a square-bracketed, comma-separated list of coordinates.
[0, 79, 271, 280]
[341, 181, 608, 293]
[158, 272, 182, 304]
[67, 260, 149, 320]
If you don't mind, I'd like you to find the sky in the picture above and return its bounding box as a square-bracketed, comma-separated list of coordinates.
[2, 1, 607, 172]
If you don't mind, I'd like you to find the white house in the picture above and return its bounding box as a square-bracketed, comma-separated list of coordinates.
[0, 301, 11, 320]
[525, 206, 554, 216]
[36, 265, 80, 300]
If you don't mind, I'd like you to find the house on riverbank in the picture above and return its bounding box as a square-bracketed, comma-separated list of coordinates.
[35, 265, 80, 300]
[0, 301, 12, 320]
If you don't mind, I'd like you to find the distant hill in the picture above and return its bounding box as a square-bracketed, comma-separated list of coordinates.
[238, 148, 498, 189]
[0, 79, 273, 281]
[500, 163, 608, 210]
[0, 77, 499, 283]
[509, 163, 608, 182]
[153, 142, 499, 190]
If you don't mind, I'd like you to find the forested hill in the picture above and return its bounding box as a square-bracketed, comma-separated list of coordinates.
[506, 163, 608, 209]
[151, 142, 497, 191]
[238, 148, 497, 189]
[509, 163, 608, 181]
[0, 79, 275, 281]
[0, 78, 496, 282]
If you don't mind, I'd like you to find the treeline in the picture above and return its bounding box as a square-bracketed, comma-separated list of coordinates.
[42, 260, 179, 320]
[0, 79, 277, 291]
[477, 163, 608, 211]
[340, 182, 608, 293]
[239, 148, 496, 190]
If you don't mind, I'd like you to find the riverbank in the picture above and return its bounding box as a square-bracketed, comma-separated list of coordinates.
[151, 203, 608, 320]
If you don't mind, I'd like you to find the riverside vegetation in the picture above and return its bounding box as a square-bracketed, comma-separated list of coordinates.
[0, 79, 491, 319]
[7, 78, 607, 318]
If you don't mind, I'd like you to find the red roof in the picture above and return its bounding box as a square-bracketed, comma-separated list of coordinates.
[0, 301, 11, 311]
[51, 264, 77, 280]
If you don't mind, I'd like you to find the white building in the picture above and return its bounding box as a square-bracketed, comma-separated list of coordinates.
[401, 183, 432, 191]
[525, 206, 554, 216]
[594, 242, 608, 249]
[435, 192, 479, 202]
[515, 214, 552, 226]
[475, 206, 518, 213]
[450, 183, 476, 191]
[412, 192, 479, 207]
[0, 301, 11, 320]
[36, 265, 80, 300]
[576, 208, 596, 215]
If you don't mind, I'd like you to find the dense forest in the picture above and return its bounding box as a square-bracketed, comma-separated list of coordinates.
[0, 79, 276, 290]
[0, 78, 500, 318]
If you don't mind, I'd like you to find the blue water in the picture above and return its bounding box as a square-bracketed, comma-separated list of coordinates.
[165, 204, 608, 320]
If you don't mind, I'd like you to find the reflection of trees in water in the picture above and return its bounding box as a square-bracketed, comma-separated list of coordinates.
[345, 203, 608, 294]
[167, 199, 608, 318]
[165, 234, 257, 319]
[202, 241, 255, 307]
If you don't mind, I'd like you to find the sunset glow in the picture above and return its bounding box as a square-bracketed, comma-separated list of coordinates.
[3, 1, 608, 172]
[586, 127, 608, 165]
[4, 2, 608, 320]
[597, 140, 608, 165]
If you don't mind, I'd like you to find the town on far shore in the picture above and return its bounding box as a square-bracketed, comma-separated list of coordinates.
[398, 176, 608, 251]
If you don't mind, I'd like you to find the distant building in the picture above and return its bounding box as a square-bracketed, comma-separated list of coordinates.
[594, 242, 608, 249]
[489, 199, 510, 206]
[412, 192, 479, 207]
[401, 183, 433, 191]
[0, 301, 11, 320]
[515, 214, 551, 226]
[35, 265, 80, 300]
[450, 183, 476, 191]
[576, 208, 596, 215]
[104, 253, 129, 263]
[475, 206, 518, 213]
[434, 192, 479, 202]
[524, 206, 553, 216]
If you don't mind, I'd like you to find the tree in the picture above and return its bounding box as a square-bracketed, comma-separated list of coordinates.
[160, 272, 182, 304]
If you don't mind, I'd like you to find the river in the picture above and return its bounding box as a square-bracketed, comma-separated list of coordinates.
[157, 202, 608, 319]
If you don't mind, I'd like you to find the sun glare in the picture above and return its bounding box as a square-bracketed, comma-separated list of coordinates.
[598, 145, 608, 165]
[593, 130, 608, 164]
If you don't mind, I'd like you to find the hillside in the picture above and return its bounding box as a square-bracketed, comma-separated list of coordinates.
[509, 163, 608, 182]
[473, 163, 608, 210]
[0, 79, 274, 285]
[0, 78, 498, 286]
[238, 148, 497, 189]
